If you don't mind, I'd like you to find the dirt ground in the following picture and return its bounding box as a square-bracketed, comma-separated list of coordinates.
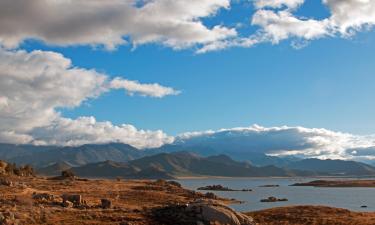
[248, 205, 375, 225]
[2, 176, 375, 225]
[0, 176, 225, 225]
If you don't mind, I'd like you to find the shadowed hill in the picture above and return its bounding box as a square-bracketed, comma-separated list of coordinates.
[0, 143, 145, 167]
[36, 161, 73, 176]
[286, 158, 375, 176]
[128, 152, 316, 177]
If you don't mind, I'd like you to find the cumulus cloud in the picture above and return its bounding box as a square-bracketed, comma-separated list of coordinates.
[200, 0, 375, 52]
[0, 48, 177, 148]
[1, 0, 374, 53]
[177, 124, 375, 160]
[254, 0, 305, 10]
[249, 0, 375, 48]
[0, 0, 235, 50]
[30, 117, 174, 149]
[251, 10, 332, 44]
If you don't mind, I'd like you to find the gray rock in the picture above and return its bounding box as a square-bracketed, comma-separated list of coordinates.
[186, 200, 255, 225]
[62, 200, 73, 208]
[62, 194, 83, 206]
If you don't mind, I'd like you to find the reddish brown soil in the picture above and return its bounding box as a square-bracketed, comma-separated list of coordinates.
[0, 176, 231, 225]
[248, 205, 375, 225]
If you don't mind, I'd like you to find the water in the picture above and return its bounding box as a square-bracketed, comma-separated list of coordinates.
[178, 177, 375, 212]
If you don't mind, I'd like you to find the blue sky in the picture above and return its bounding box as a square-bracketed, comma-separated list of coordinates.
[21, 20, 375, 136]
[1, 0, 375, 156]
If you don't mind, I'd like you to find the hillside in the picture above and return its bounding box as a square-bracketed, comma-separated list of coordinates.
[36, 161, 73, 176]
[127, 152, 316, 177]
[3, 143, 375, 177]
[70, 160, 174, 179]
[285, 158, 375, 176]
[0, 143, 146, 167]
[149, 144, 300, 167]
[36, 152, 315, 179]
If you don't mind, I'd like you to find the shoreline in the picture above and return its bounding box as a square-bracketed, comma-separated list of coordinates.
[176, 175, 375, 180]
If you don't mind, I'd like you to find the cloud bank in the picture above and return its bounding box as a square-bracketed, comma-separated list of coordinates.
[1, 0, 374, 53]
[177, 125, 375, 161]
[0, 48, 177, 148]
[0, 0, 235, 50]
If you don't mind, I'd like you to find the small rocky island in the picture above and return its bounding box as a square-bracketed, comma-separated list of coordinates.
[260, 196, 288, 203]
[198, 184, 252, 192]
[259, 184, 280, 187]
[291, 179, 375, 187]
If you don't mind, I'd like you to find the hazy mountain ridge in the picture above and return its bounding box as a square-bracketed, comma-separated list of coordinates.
[38, 152, 318, 178]
[0, 143, 146, 167]
[2, 142, 375, 177]
[286, 158, 375, 176]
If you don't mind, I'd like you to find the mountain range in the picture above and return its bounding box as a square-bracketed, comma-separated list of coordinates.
[37, 152, 317, 179]
[2, 142, 375, 177]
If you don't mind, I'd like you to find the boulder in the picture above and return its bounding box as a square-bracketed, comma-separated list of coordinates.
[150, 200, 254, 225]
[32, 193, 55, 202]
[62, 200, 73, 208]
[62, 194, 83, 206]
[186, 201, 255, 225]
[101, 199, 112, 209]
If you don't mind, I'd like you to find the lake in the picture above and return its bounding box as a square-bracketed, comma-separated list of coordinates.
[178, 177, 375, 212]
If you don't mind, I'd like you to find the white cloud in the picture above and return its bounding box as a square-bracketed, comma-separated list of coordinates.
[251, 10, 332, 43]
[0, 0, 235, 50]
[0, 48, 177, 148]
[201, 0, 375, 52]
[325, 0, 375, 35]
[177, 124, 375, 160]
[110, 78, 180, 98]
[249, 0, 375, 48]
[1, 0, 374, 53]
[254, 0, 305, 9]
[31, 116, 174, 149]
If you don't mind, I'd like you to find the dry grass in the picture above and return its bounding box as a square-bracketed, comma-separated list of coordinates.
[248, 205, 375, 225]
[0, 176, 212, 225]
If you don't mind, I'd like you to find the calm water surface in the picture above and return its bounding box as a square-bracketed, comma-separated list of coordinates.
[178, 177, 375, 212]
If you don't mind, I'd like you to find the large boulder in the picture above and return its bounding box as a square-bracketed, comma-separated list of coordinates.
[61, 194, 83, 206]
[151, 200, 255, 225]
[186, 200, 255, 225]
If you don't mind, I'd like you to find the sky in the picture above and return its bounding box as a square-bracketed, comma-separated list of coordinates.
[1, 0, 375, 160]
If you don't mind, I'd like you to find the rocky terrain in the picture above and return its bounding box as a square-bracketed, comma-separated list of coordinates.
[0, 168, 254, 225]
[247, 206, 375, 225]
[2, 160, 375, 224]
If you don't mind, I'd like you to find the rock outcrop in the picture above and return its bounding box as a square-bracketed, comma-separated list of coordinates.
[187, 200, 255, 225]
[62, 194, 84, 206]
[32, 193, 55, 202]
[260, 196, 288, 202]
[151, 200, 255, 225]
